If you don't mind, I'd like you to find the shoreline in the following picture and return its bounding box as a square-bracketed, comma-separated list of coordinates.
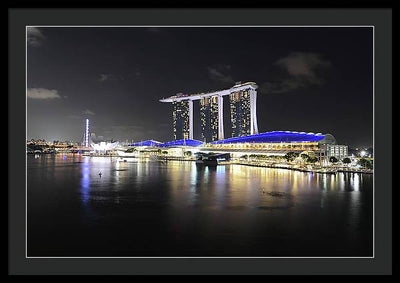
[234, 162, 373, 175]
[28, 153, 373, 174]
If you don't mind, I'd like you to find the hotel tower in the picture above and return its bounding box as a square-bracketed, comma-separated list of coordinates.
[160, 82, 258, 142]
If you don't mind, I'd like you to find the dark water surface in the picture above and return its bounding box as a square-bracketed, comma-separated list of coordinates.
[27, 154, 373, 257]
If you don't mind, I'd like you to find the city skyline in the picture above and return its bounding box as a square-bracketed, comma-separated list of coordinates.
[27, 27, 373, 147]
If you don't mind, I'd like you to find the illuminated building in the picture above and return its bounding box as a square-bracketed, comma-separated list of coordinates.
[156, 139, 203, 157]
[172, 98, 193, 140]
[157, 139, 203, 147]
[152, 131, 348, 161]
[91, 141, 119, 153]
[320, 144, 348, 159]
[230, 85, 258, 137]
[200, 95, 222, 142]
[160, 82, 257, 141]
[203, 131, 340, 157]
[128, 140, 162, 147]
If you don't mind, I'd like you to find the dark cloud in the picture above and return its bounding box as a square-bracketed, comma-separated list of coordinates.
[260, 52, 331, 94]
[277, 52, 331, 83]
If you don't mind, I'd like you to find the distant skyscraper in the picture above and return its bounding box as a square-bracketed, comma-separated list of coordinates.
[230, 87, 258, 137]
[172, 99, 193, 140]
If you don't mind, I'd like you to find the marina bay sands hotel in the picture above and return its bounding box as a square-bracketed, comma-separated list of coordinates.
[160, 82, 258, 142]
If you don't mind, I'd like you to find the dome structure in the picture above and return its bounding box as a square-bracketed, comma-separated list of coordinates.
[210, 131, 336, 145]
[128, 140, 162, 147]
[157, 139, 203, 147]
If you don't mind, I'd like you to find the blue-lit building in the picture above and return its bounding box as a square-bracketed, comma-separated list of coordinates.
[157, 139, 203, 147]
[210, 131, 335, 145]
[203, 131, 346, 158]
[128, 140, 162, 147]
[154, 139, 203, 158]
[124, 131, 347, 160]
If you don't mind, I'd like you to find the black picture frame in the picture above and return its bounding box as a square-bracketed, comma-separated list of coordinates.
[8, 7, 393, 275]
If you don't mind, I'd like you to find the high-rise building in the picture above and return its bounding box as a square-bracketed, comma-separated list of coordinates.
[160, 82, 257, 141]
[172, 99, 193, 140]
[200, 95, 221, 142]
[229, 85, 258, 137]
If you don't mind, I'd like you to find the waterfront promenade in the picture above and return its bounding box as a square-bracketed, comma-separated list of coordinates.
[82, 152, 373, 174]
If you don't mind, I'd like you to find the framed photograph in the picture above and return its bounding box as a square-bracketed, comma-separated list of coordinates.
[9, 7, 392, 276]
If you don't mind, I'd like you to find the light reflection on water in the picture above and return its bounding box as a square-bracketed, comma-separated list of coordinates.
[131, 162, 366, 213]
[72, 156, 371, 219]
[80, 157, 90, 204]
[28, 155, 373, 257]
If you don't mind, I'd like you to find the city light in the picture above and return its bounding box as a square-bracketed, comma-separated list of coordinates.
[22, 26, 375, 262]
[26, 81, 364, 173]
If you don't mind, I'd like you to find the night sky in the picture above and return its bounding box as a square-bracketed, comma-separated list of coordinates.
[27, 27, 373, 147]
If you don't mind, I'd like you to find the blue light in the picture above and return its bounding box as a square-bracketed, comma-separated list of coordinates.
[80, 157, 90, 204]
[128, 140, 162, 147]
[157, 139, 203, 147]
[210, 131, 326, 144]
